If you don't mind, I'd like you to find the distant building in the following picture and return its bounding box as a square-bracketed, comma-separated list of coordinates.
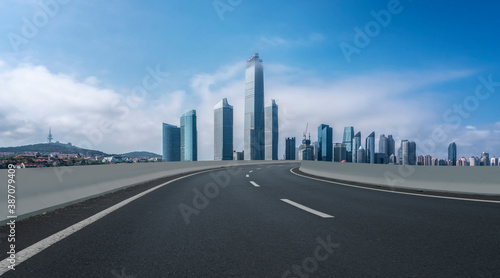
[333, 143, 346, 162]
[162, 123, 181, 162]
[180, 110, 197, 161]
[343, 127, 354, 163]
[388, 154, 396, 164]
[318, 124, 333, 161]
[265, 99, 278, 160]
[417, 155, 424, 165]
[470, 156, 480, 166]
[480, 152, 490, 166]
[431, 157, 438, 166]
[298, 135, 315, 161]
[233, 151, 244, 160]
[285, 137, 296, 160]
[491, 157, 498, 166]
[365, 132, 375, 164]
[375, 153, 387, 164]
[357, 146, 366, 163]
[401, 140, 416, 165]
[352, 132, 361, 163]
[457, 157, 469, 166]
[424, 155, 432, 166]
[387, 135, 395, 158]
[448, 142, 457, 166]
[244, 53, 265, 160]
[102, 156, 123, 163]
[214, 98, 233, 161]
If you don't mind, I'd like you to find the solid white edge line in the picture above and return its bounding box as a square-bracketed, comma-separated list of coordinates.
[0, 169, 215, 275]
[250, 181, 260, 187]
[280, 199, 334, 218]
[290, 167, 500, 204]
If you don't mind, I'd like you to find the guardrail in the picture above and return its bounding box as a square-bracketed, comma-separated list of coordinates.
[0, 161, 295, 225]
[300, 161, 500, 196]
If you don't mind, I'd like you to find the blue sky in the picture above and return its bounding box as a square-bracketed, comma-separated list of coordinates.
[1, 0, 499, 160]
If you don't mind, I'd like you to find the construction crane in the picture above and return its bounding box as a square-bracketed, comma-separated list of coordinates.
[302, 123, 311, 145]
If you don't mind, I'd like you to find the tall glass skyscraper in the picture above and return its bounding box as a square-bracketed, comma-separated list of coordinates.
[401, 140, 416, 165]
[343, 126, 354, 162]
[365, 132, 375, 164]
[334, 143, 347, 162]
[387, 135, 395, 157]
[180, 110, 197, 161]
[162, 123, 180, 162]
[265, 99, 278, 160]
[448, 142, 457, 166]
[285, 137, 296, 160]
[244, 53, 265, 160]
[318, 124, 333, 161]
[214, 98, 233, 161]
[379, 134, 388, 157]
[352, 132, 361, 163]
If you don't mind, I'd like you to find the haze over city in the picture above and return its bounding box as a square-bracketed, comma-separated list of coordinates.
[1, 0, 499, 160]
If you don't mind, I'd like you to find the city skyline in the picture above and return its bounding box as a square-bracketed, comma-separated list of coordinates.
[1, 1, 500, 161]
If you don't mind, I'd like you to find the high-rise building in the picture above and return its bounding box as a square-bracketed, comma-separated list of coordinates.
[365, 132, 375, 164]
[409, 141, 416, 165]
[285, 137, 296, 160]
[470, 156, 480, 166]
[334, 143, 346, 162]
[417, 155, 424, 165]
[389, 154, 396, 164]
[387, 135, 395, 157]
[244, 53, 265, 160]
[352, 132, 361, 163]
[357, 146, 366, 163]
[424, 155, 432, 166]
[491, 157, 498, 166]
[180, 110, 197, 161]
[233, 151, 244, 160]
[265, 99, 278, 160]
[343, 127, 354, 163]
[448, 142, 457, 166]
[318, 124, 333, 161]
[379, 134, 388, 159]
[298, 135, 315, 161]
[375, 153, 387, 164]
[480, 152, 490, 166]
[214, 98, 233, 161]
[458, 157, 468, 166]
[162, 123, 180, 162]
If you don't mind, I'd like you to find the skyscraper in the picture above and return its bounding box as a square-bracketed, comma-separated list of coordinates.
[401, 140, 417, 165]
[180, 110, 197, 161]
[357, 146, 366, 163]
[409, 141, 416, 165]
[318, 124, 333, 161]
[480, 152, 490, 166]
[343, 127, 354, 163]
[334, 143, 346, 162]
[162, 123, 180, 162]
[265, 99, 278, 160]
[387, 135, 395, 157]
[214, 98, 233, 161]
[448, 142, 457, 166]
[365, 132, 375, 164]
[285, 137, 296, 160]
[244, 53, 265, 160]
[352, 132, 361, 163]
[379, 135, 387, 156]
[298, 135, 314, 161]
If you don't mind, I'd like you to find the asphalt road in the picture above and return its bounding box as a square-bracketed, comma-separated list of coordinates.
[1, 163, 500, 277]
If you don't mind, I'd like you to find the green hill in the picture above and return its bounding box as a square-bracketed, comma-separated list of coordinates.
[0, 143, 108, 157]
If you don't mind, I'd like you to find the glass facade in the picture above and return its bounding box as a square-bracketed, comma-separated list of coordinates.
[343, 126, 354, 162]
[318, 124, 333, 161]
[285, 137, 296, 160]
[365, 132, 375, 164]
[214, 98, 233, 161]
[352, 132, 361, 163]
[334, 143, 346, 162]
[162, 123, 180, 162]
[180, 110, 197, 161]
[265, 99, 278, 160]
[244, 53, 265, 160]
[448, 142, 457, 166]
